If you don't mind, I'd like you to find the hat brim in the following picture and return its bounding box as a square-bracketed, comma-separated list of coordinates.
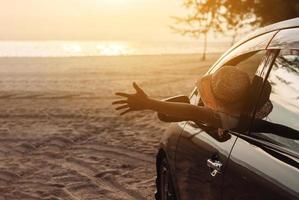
[197, 75, 219, 110]
[197, 74, 245, 115]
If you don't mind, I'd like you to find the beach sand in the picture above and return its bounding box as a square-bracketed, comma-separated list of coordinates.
[0, 54, 220, 200]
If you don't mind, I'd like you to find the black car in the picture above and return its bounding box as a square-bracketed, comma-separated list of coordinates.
[155, 18, 299, 200]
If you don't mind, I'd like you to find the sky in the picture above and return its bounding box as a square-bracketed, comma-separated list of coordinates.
[0, 0, 199, 42]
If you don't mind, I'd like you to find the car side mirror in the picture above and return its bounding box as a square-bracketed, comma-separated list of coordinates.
[157, 95, 190, 122]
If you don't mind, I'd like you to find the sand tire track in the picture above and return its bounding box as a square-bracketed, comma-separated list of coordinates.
[70, 144, 154, 165]
[64, 157, 146, 200]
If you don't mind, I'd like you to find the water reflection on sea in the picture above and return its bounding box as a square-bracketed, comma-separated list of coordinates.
[0, 41, 230, 57]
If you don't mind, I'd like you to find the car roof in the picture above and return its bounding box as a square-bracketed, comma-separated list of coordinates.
[233, 18, 299, 48]
[209, 18, 299, 74]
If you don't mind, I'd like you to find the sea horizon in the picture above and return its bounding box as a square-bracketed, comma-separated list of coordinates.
[0, 40, 231, 57]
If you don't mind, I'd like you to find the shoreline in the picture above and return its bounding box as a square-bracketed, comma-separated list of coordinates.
[0, 52, 223, 59]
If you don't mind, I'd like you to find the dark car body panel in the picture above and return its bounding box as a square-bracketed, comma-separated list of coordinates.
[159, 121, 187, 194]
[175, 122, 238, 200]
[223, 134, 299, 200]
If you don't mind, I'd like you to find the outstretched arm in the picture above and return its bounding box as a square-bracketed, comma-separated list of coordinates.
[112, 82, 220, 127]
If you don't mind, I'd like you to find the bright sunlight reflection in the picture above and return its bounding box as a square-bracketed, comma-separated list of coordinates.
[96, 42, 133, 56]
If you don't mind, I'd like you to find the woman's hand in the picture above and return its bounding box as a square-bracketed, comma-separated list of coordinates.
[113, 82, 150, 115]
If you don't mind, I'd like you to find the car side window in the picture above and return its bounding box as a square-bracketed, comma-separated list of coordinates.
[192, 50, 269, 138]
[250, 49, 299, 154]
[223, 50, 267, 80]
[204, 50, 268, 99]
[202, 50, 268, 115]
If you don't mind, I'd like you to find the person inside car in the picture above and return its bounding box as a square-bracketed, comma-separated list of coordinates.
[113, 66, 251, 130]
[113, 65, 299, 140]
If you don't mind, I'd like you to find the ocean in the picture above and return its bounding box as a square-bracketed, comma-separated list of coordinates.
[0, 41, 230, 57]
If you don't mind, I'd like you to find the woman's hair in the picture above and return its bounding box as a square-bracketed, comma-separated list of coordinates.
[257, 80, 272, 109]
[255, 80, 273, 119]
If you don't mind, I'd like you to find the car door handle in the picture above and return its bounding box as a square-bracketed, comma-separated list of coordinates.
[207, 159, 223, 177]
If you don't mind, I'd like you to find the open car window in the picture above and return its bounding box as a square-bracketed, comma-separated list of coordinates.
[197, 50, 268, 128]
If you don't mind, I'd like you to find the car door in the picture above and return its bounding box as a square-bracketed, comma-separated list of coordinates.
[222, 28, 299, 200]
[174, 31, 277, 200]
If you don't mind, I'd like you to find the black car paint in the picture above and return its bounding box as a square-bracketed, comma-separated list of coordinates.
[159, 121, 187, 196]
[223, 133, 299, 200]
[175, 122, 238, 200]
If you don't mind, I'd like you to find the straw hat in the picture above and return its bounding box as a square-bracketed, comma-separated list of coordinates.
[197, 66, 251, 115]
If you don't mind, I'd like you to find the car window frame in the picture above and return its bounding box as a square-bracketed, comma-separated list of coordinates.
[188, 31, 278, 105]
[186, 31, 280, 135]
[268, 27, 299, 50]
[186, 49, 274, 142]
[240, 28, 299, 159]
[243, 49, 281, 129]
[208, 31, 278, 74]
[245, 51, 299, 159]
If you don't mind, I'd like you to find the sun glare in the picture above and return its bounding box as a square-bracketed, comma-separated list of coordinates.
[97, 42, 133, 56]
[100, 0, 127, 5]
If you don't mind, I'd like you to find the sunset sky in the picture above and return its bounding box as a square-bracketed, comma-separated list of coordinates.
[0, 0, 197, 41]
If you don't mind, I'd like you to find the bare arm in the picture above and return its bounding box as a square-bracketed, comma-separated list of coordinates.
[112, 82, 220, 127]
[146, 98, 219, 126]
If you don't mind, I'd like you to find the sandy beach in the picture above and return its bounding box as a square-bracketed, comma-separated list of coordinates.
[0, 54, 220, 200]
